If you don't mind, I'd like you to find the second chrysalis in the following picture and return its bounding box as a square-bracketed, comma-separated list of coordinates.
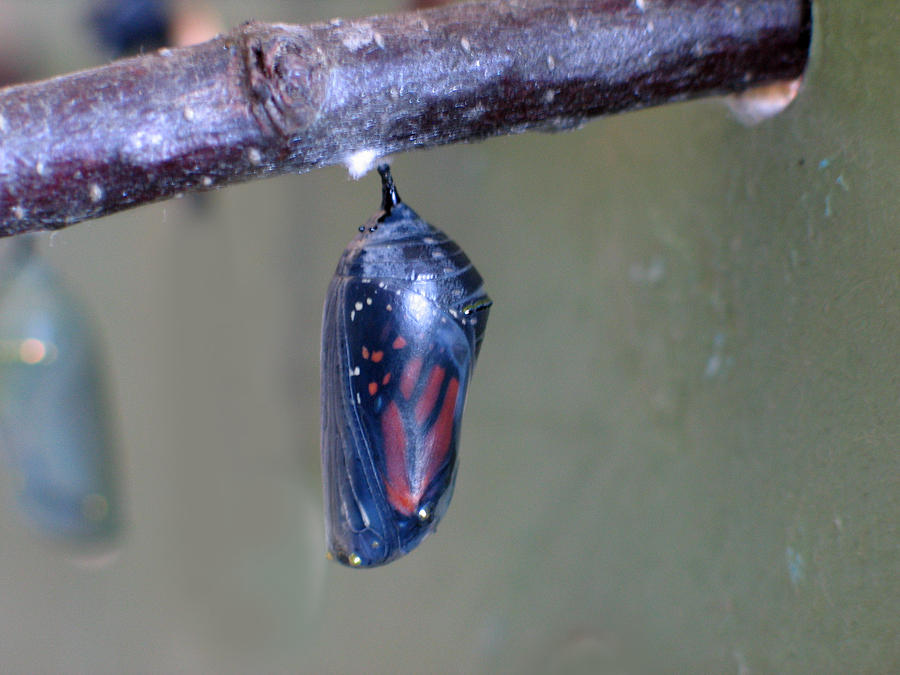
[321, 165, 491, 567]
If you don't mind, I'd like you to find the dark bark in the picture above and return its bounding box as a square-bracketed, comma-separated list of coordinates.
[0, 0, 811, 237]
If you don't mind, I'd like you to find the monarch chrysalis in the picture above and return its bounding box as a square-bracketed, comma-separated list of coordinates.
[321, 165, 491, 567]
[0, 238, 120, 543]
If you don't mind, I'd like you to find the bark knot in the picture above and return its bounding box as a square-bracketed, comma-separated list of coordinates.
[241, 23, 328, 139]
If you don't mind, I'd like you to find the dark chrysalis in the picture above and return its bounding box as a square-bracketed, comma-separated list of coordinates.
[0, 238, 120, 544]
[321, 165, 491, 567]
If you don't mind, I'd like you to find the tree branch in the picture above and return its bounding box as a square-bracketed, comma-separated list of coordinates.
[0, 0, 811, 237]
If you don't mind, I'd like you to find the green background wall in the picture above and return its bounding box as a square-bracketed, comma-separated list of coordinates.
[0, 1, 896, 672]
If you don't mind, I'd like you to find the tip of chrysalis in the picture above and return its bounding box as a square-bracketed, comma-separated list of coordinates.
[377, 164, 401, 216]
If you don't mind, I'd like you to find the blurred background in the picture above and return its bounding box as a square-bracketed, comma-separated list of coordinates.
[0, 1, 897, 673]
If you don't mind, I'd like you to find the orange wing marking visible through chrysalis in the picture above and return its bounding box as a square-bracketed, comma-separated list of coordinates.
[399, 355, 423, 400]
[421, 377, 459, 488]
[380, 361, 461, 516]
[382, 402, 416, 515]
[415, 365, 445, 423]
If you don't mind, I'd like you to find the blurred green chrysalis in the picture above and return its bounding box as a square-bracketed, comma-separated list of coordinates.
[0, 238, 121, 543]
